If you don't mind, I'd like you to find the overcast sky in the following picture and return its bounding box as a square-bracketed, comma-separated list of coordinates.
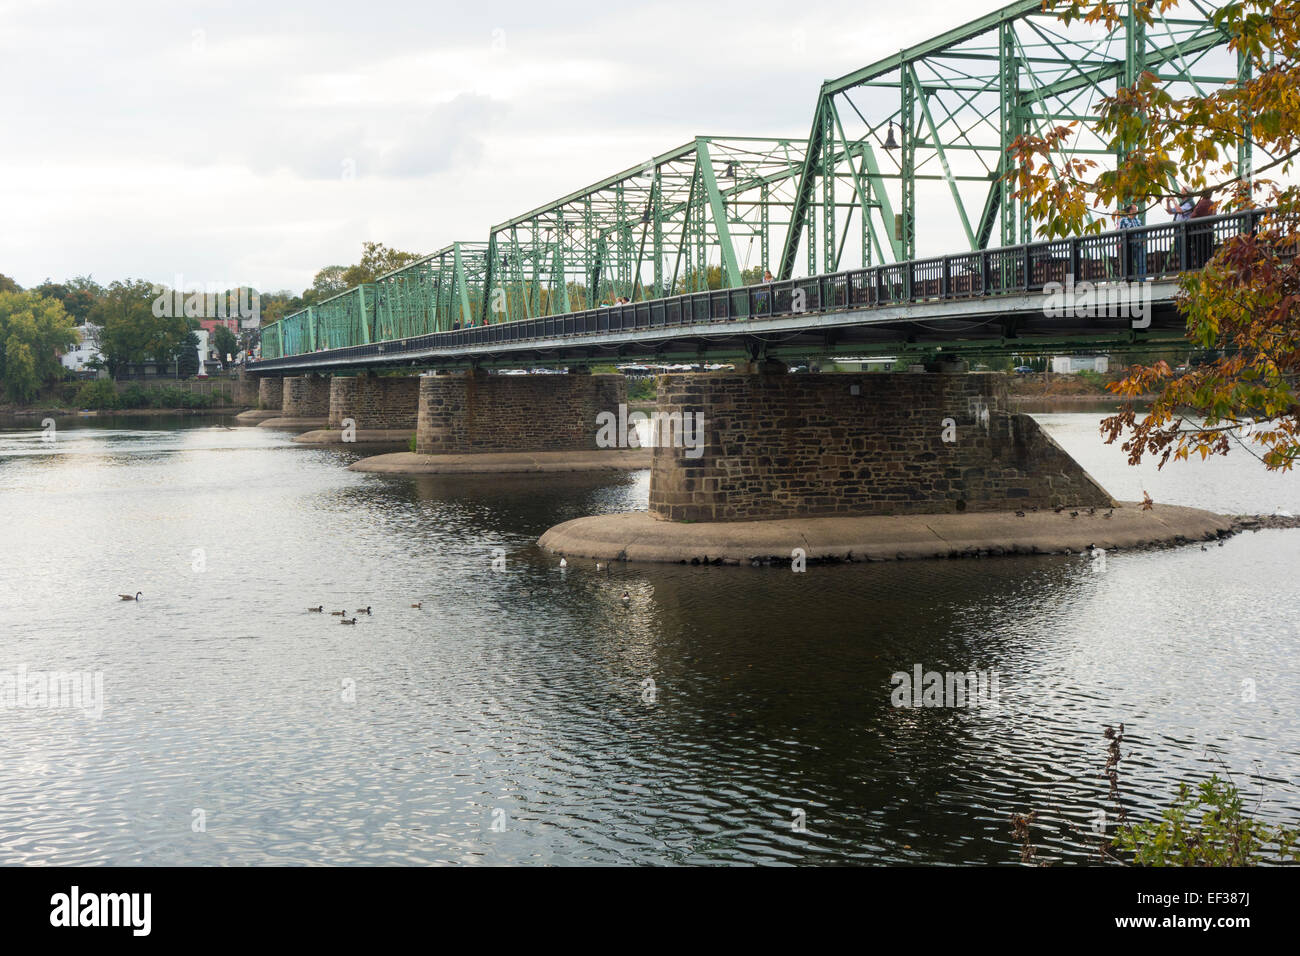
[1, 0, 1006, 293]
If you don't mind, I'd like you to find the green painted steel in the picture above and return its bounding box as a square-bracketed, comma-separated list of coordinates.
[259, 1, 1242, 360]
[371, 242, 489, 339]
[480, 136, 808, 325]
[778, 0, 1242, 277]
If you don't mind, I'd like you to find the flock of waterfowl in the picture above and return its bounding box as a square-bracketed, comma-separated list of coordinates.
[306, 605, 376, 625]
[114, 559, 636, 617]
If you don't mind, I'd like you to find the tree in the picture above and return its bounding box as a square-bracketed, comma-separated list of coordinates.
[0, 274, 20, 294]
[212, 324, 238, 362]
[342, 241, 423, 286]
[177, 331, 201, 378]
[0, 290, 77, 402]
[1010, 0, 1300, 471]
[91, 279, 191, 375]
[303, 265, 349, 305]
[34, 275, 103, 325]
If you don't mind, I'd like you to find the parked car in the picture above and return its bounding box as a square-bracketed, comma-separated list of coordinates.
[1014, 365, 1035, 374]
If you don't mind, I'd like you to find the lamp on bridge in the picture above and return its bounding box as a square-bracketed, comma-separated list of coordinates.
[724, 162, 737, 178]
[883, 122, 899, 151]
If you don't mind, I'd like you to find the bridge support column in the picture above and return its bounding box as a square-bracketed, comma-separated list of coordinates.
[648, 372, 1115, 521]
[415, 371, 626, 455]
[281, 374, 330, 419]
[257, 376, 283, 410]
[328, 374, 420, 431]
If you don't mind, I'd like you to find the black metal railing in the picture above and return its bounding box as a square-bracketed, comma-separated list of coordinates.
[253, 208, 1275, 370]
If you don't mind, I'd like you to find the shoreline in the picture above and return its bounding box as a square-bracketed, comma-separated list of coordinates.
[1, 406, 247, 419]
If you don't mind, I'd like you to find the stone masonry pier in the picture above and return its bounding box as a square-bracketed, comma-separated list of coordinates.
[328, 374, 420, 430]
[415, 370, 625, 455]
[537, 371, 1230, 564]
[350, 370, 649, 473]
[291, 374, 420, 445]
[281, 374, 331, 418]
[257, 376, 283, 410]
[648, 371, 1114, 522]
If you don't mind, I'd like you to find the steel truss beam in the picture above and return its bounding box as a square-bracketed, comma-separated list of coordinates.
[482, 137, 808, 324]
[779, 0, 1242, 277]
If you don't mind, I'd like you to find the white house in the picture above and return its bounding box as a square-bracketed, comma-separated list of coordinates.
[1051, 354, 1109, 374]
[59, 324, 104, 373]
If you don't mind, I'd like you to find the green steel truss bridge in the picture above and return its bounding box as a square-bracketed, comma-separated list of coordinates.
[257, 0, 1248, 370]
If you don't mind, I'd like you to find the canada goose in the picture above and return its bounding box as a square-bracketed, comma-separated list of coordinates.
[1103, 509, 1114, 518]
[307, 605, 324, 613]
[118, 592, 142, 601]
[410, 602, 423, 609]
[1015, 510, 1026, 518]
[620, 591, 631, 604]
[1201, 544, 1207, 552]
[340, 617, 357, 625]
[1054, 505, 1065, 513]
[356, 606, 372, 615]
[1069, 511, 1079, 518]
[330, 610, 347, 616]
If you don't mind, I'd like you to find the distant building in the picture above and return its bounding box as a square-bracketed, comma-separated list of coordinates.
[59, 324, 104, 374]
[198, 317, 239, 336]
[1051, 354, 1109, 374]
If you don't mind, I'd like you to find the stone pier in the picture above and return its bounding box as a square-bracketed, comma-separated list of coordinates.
[258, 376, 283, 410]
[649, 371, 1113, 521]
[257, 374, 330, 428]
[292, 374, 421, 444]
[281, 375, 330, 418]
[350, 370, 651, 473]
[415, 371, 625, 454]
[539, 371, 1233, 564]
[328, 374, 420, 430]
[235, 374, 285, 423]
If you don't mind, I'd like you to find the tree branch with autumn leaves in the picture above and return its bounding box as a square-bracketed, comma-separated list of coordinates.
[1012, 0, 1300, 472]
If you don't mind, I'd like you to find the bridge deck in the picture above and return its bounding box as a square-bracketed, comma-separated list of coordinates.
[252, 211, 1262, 373]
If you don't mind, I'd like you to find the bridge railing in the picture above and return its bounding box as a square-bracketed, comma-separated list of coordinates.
[253, 207, 1276, 370]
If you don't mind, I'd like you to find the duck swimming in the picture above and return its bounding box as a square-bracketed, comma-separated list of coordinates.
[118, 592, 142, 602]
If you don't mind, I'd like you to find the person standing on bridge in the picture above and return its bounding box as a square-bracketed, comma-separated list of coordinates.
[1166, 186, 1194, 222]
[1118, 204, 1147, 278]
[755, 269, 775, 316]
[1188, 189, 1218, 268]
[1166, 186, 1194, 268]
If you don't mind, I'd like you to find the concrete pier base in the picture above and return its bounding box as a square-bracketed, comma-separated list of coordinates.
[257, 416, 329, 429]
[234, 408, 282, 424]
[293, 428, 414, 445]
[538, 503, 1233, 565]
[350, 449, 651, 475]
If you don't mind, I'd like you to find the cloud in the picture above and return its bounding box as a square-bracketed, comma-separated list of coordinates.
[0, 0, 1014, 291]
[377, 93, 506, 178]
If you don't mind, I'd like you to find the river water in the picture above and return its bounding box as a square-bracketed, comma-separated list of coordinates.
[0, 408, 1296, 865]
